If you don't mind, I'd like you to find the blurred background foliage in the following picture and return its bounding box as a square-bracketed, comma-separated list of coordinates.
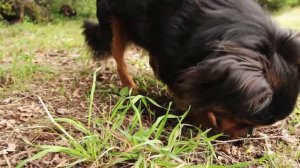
[258, 0, 300, 11]
[0, 0, 96, 23]
[0, 0, 299, 24]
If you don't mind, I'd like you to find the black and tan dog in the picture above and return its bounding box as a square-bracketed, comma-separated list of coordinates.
[83, 0, 300, 137]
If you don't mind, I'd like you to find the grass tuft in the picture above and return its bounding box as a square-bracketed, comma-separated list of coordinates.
[16, 69, 266, 167]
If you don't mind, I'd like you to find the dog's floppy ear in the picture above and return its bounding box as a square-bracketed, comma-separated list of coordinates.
[174, 55, 273, 116]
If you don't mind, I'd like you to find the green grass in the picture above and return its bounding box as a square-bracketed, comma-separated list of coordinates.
[0, 21, 84, 57]
[0, 19, 89, 96]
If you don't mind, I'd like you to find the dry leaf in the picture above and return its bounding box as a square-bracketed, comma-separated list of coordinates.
[6, 143, 17, 152]
[0, 143, 17, 155]
[72, 89, 81, 98]
[57, 108, 68, 115]
[1, 98, 14, 105]
[0, 120, 7, 129]
[281, 129, 298, 144]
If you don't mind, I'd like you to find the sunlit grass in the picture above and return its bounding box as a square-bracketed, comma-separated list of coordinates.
[0, 20, 85, 56]
[275, 7, 300, 30]
[0, 20, 90, 96]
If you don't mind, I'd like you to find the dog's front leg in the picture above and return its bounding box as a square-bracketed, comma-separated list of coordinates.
[111, 17, 137, 90]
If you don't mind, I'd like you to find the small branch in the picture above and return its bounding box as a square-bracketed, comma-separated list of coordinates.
[88, 67, 102, 127]
[3, 153, 12, 168]
[213, 135, 300, 144]
[38, 96, 74, 141]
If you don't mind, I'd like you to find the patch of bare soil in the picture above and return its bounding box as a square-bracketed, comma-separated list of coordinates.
[0, 47, 299, 167]
[0, 48, 113, 167]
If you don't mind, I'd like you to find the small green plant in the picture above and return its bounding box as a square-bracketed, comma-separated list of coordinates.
[0, 52, 51, 92]
[11, 53, 36, 79]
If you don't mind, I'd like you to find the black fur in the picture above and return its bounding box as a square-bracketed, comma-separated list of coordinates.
[83, 0, 300, 134]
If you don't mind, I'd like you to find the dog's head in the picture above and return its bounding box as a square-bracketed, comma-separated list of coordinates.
[170, 32, 300, 138]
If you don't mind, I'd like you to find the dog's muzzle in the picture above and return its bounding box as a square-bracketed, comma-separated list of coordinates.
[208, 112, 255, 138]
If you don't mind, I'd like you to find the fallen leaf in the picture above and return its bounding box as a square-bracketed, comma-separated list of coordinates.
[72, 89, 81, 98]
[1, 98, 14, 105]
[56, 108, 69, 115]
[0, 143, 17, 155]
[281, 129, 298, 144]
[6, 143, 17, 152]
[0, 120, 7, 129]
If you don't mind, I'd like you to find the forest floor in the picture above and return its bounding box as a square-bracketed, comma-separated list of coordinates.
[0, 8, 300, 168]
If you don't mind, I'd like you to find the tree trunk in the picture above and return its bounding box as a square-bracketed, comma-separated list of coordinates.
[19, 0, 24, 23]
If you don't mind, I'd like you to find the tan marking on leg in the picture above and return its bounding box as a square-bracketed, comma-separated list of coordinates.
[111, 17, 137, 90]
[208, 112, 219, 129]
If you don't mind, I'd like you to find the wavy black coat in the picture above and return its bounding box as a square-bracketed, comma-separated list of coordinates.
[83, 0, 300, 134]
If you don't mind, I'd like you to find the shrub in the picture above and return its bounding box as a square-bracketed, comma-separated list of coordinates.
[0, 1, 14, 21]
[258, 0, 300, 11]
[0, 0, 96, 23]
[0, 0, 51, 23]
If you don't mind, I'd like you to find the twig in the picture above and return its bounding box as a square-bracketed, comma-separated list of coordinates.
[37, 96, 74, 141]
[29, 162, 43, 168]
[3, 153, 12, 168]
[54, 159, 68, 168]
[88, 67, 102, 127]
[213, 135, 300, 144]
